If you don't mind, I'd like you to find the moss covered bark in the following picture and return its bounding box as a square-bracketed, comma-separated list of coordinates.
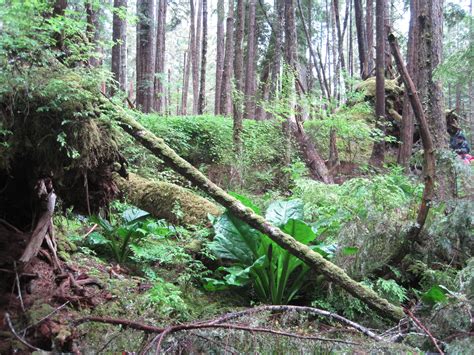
[113, 173, 220, 226]
[108, 100, 404, 322]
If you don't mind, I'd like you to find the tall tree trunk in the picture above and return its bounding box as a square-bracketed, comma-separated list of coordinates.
[154, 0, 167, 113]
[369, 0, 385, 166]
[270, 0, 284, 101]
[198, 0, 208, 114]
[416, 0, 448, 197]
[190, 0, 199, 114]
[366, 0, 374, 74]
[220, 0, 234, 116]
[232, 0, 246, 131]
[285, 0, 333, 184]
[415, 0, 447, 147]
[332, 0, 346, 73]
[136, 0, 155, 113]
[244, 0, 257, 120]
[181, 45, 191, 115]
[397, 0, 417, 167]
[85, 0, 101, 68]
[111, 0, 127, 94]
[214, 0, 225, 114]
[354, 0, 368, 79]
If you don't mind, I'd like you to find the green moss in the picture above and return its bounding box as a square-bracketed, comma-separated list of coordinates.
[114, 172, 221, 226]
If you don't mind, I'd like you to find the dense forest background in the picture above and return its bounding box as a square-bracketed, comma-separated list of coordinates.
[0, 0, 473, 353]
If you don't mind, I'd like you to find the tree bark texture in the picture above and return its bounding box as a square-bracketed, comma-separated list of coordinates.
[369, 0, 385, 166]
[136, 0, 155, 113]
[244, 0, 257, 120]
[198, 0, 208, 114]
[397, 0, 417, 167]
[111, 0, 128, 93]
[354, 0, 368, 79]
[108, 99, 404, 322]
[214, 0, 225, 114]
[191, 0, 199, 114]
[383, 33, 436, 273]
[366, 0, 374, 74]
[114, 173, 220, 226]
[232, 0, 246, 145]
[154, 0, 167, 113]
[85, 0, 101, 68]
[415, 0, 447, 149]
[181, 46, 191, 115]
[220, 0, 234, 116]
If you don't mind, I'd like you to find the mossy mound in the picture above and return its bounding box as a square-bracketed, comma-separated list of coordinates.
[0, 64, 125, 226]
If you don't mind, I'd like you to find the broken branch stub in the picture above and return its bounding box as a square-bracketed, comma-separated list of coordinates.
[109, 101, 404, 322]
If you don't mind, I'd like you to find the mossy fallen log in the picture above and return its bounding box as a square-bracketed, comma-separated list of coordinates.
[107, 99, 405, 322]
[113, 172, 220, 226]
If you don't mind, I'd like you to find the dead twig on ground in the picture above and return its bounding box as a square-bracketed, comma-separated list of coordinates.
[404, 308, 444, 354]
[4, 312, 46, 352]
[202, 305, 383, 341]
[13, 262, 25, 311]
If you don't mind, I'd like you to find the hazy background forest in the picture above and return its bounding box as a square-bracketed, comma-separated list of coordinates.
[0, 0, 473, 353]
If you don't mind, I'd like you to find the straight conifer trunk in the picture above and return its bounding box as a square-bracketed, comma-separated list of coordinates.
[154, 0, 167, 113]
[354, 0, 368, 79]
[366, 0, 374, 74]
[136, 0, 155, 113]
[198, 0, 208, 114]
[220, 0, 234, 116]
[214, 0, 225, 114]
[369, 0, 385, 166]
[111, 0, 127, 93]
[244, 0, 257, 120]
[397, 0, 417, 167]
[190, 0, 199, 114]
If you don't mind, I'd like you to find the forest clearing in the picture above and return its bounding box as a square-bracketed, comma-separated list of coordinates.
[0, 0, 473, 353]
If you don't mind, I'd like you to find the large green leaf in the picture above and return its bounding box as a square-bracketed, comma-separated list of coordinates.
[265, 200, 304, 227]
[422, 285, 448, 305]
[208, 212, 261, 264]
[282, 219, 316, 245]
[229, 192, 261, 214]
[122, 207, 150, 223]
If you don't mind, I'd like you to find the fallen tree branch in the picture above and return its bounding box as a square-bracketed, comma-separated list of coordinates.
[388, 32, 435, 244]
[106, 99, 403, 321]
[4, 313, 46, 352]
[143, 322, 361, 354]
[19, 179, 57, 265]
[203, 305, 383, 341]
[372, 32, 437, 277]
[404, 308, 444, 354]
[75, 316, 164, 333]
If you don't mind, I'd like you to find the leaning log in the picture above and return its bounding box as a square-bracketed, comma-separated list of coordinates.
[113, 172, 220, 226]
[106, 101, 404, 322]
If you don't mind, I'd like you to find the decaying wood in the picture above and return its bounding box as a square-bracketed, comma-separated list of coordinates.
[107, 100, 404, 321]
[5, 313, 45, 352]
[372, 33, 437, 278]
[388, 33, 435, 241]
[19, 179, 57, 265]
[113, 172, 220, 225]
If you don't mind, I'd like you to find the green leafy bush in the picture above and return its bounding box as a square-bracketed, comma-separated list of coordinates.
[204, 195, 335, 304]
[128, 115, 287, 191]
[86, 207, 159, 263]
